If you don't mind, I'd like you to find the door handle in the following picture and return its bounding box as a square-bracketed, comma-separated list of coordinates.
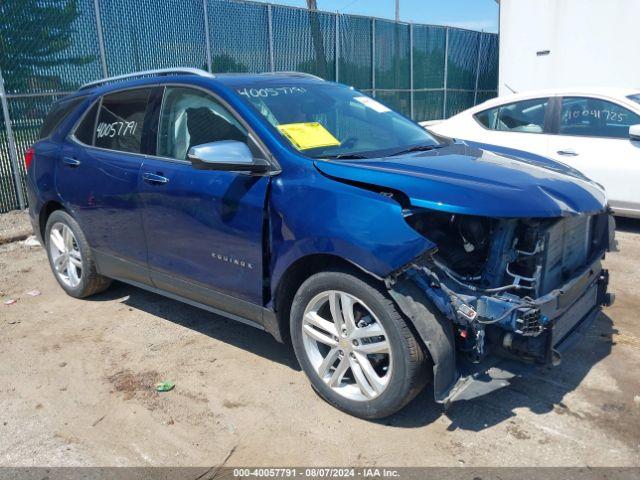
[142, 172, 169, 185]
[63, 156, 81, 167]
[557, 149, 578, 156]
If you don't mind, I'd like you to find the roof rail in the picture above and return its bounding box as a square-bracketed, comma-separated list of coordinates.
[265, 71, 325, 81]
[79, 68, 214, 91]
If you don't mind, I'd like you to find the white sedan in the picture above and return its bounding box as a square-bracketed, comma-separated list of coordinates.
[426, 88, 640, 218]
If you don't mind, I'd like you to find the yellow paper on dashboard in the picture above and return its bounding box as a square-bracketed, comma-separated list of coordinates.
[276, 122, 340, 150]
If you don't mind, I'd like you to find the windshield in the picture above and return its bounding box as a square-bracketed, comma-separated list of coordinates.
[234, 82, 440, 158]
[627, 93, 640, 106]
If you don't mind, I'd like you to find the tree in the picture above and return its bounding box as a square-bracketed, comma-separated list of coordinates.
[0, 0, 94, 93]
[211, 54, 249, 74]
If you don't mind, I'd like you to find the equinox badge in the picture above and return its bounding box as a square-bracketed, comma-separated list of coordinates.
[211, 252, 254, 269]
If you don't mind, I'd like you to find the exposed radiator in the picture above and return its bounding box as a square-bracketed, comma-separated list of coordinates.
[539, 215, 592, 294]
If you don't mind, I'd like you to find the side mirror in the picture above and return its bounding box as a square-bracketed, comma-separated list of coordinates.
[187, 140, 269, 173]
[630, 124, 640, 141]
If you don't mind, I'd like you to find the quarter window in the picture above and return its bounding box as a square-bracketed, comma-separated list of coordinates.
[94, 88, 152, 153]
[475, 98, 549, 133]
[157, 87, 248, 160]
[39, 96, 85, 139]
[559, 97, 640, 138]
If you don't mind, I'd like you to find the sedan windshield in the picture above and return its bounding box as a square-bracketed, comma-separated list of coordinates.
[234, 82, 440, 158]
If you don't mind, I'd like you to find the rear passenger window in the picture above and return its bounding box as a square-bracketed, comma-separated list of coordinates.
[73, 102, 99, 145]
[39, 97, 85, 139]
[95, 88, 151, 153]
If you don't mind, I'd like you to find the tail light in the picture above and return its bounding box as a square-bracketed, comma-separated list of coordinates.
[24, 147, 34, 169]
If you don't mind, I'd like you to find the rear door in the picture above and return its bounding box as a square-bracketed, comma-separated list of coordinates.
[31, 95, 88, 209]
[546, 96, 640, 213]
[138, 85, 271, 321]
[60, 87, 156, 283]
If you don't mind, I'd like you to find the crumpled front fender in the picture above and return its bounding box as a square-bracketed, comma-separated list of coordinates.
[268, 164, 436, 302]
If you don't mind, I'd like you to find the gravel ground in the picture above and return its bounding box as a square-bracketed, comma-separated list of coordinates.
[0, 209, 32, 244]
[0, 212, 638, 467]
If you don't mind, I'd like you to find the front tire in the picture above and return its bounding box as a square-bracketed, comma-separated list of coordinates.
[45, 210, 111, 298]
[290, 270, 431, 419]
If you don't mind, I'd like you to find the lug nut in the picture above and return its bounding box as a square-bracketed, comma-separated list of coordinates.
[350, 352, 356, 359]
[352, 339, 359, 346]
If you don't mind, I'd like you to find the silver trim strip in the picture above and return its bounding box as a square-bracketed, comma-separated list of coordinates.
[79, 68, 214, 91]
[263, 71, 324, 81]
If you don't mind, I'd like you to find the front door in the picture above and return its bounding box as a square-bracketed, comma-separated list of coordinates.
[546, 96, 640, 213]
[138, 86, 270, 319]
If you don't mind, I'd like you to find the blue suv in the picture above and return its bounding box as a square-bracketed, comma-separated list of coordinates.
[26, 68, 615, 419]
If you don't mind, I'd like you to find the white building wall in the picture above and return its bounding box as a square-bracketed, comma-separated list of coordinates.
[499, 0, 640, 96]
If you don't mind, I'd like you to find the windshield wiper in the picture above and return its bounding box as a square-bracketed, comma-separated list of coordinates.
[389, 143, 446, 156]
[320, 153, 369, 159]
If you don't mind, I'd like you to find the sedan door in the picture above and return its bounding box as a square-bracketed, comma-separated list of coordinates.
[138, 85, 271, 324]
[465, 97, 554, 156]
[546, 96, 640, 215]
[431, 97, 554, 158]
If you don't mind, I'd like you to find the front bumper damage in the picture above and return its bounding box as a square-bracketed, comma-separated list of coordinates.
[386, 215, 615, 406]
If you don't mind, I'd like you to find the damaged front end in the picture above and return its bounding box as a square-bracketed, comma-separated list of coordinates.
[386, 208, 616, 405]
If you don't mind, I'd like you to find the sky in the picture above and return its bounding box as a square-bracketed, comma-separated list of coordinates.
[252, 0, 499, 33]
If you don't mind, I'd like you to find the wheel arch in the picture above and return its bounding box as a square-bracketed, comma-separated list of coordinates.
[39, 200, 66, 242]
[272, 253, 383, 344]
[271, 252, 450, 391]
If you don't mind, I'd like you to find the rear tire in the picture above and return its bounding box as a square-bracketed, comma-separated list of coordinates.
[45, 210, 111, 298]
[290, 270, 431, 419]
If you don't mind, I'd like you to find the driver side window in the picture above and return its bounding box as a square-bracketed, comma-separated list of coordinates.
[157, 87, 248, 160]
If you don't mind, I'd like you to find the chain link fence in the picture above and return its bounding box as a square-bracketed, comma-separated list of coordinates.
[0, 0, 498, 213]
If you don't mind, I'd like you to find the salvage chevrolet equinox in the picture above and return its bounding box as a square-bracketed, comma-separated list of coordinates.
[26, 68, 615, 419]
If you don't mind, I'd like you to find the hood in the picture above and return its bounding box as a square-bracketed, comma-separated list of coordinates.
[314, 142, 607, 218]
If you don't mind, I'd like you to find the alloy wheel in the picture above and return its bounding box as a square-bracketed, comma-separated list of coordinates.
[49, 222, 83, 288]
[301, 290, 392, 401]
